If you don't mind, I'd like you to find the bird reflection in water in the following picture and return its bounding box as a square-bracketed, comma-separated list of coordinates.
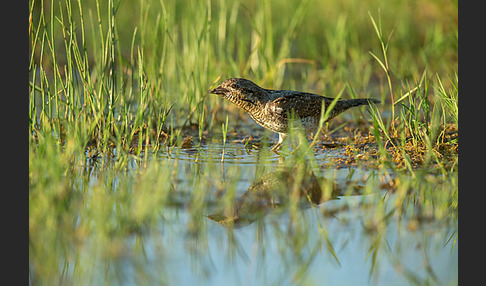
[207, 163, 350, 228]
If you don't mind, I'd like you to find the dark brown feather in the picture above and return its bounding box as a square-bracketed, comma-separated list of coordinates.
[269, 93, 335, 119]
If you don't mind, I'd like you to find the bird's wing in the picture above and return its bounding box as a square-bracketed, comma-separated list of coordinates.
[269, 93, 332, 119]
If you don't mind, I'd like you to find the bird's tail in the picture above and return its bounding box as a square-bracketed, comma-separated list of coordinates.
[326, 98, 380, 120]
[344, 98, 381, 108]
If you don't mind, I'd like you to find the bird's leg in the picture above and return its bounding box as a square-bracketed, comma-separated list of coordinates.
[289, 131, 309, 154]
[270, 133, 287, 153]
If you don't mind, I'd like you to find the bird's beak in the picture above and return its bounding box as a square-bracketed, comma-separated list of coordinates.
[209, 86, 228, 95]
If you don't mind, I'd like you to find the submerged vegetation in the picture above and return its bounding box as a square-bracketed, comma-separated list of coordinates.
[29, 0, 457, 284]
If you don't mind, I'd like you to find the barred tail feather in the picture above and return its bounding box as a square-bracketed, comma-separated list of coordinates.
[346, 98, 381, 107]
[340, 98, 379, 109]
[327, 98, 380, 119]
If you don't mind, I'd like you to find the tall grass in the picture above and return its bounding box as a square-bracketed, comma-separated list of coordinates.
[367, 11, 458, 174]
[30, 0, 458, 151]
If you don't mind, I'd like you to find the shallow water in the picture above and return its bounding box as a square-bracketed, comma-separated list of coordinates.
[144, 199, 457, 286]
[63, 141, 458, 285]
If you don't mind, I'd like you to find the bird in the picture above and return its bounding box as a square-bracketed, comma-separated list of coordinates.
[210, 78, 380, 152]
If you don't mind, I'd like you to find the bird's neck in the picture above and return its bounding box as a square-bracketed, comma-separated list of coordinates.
[238, 98, 265, 115]
[227, 91, 268, 115]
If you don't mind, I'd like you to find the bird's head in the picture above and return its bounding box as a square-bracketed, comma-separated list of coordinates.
[210, 78, 265, 107]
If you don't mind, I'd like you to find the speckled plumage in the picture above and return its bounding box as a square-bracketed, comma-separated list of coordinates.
[210, 78, 380, 151]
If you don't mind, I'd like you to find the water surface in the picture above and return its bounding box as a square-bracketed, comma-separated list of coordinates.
[67, 142, 457, 285]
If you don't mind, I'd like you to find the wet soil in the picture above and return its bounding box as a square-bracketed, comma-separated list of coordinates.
[75, 115, 458, 171]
